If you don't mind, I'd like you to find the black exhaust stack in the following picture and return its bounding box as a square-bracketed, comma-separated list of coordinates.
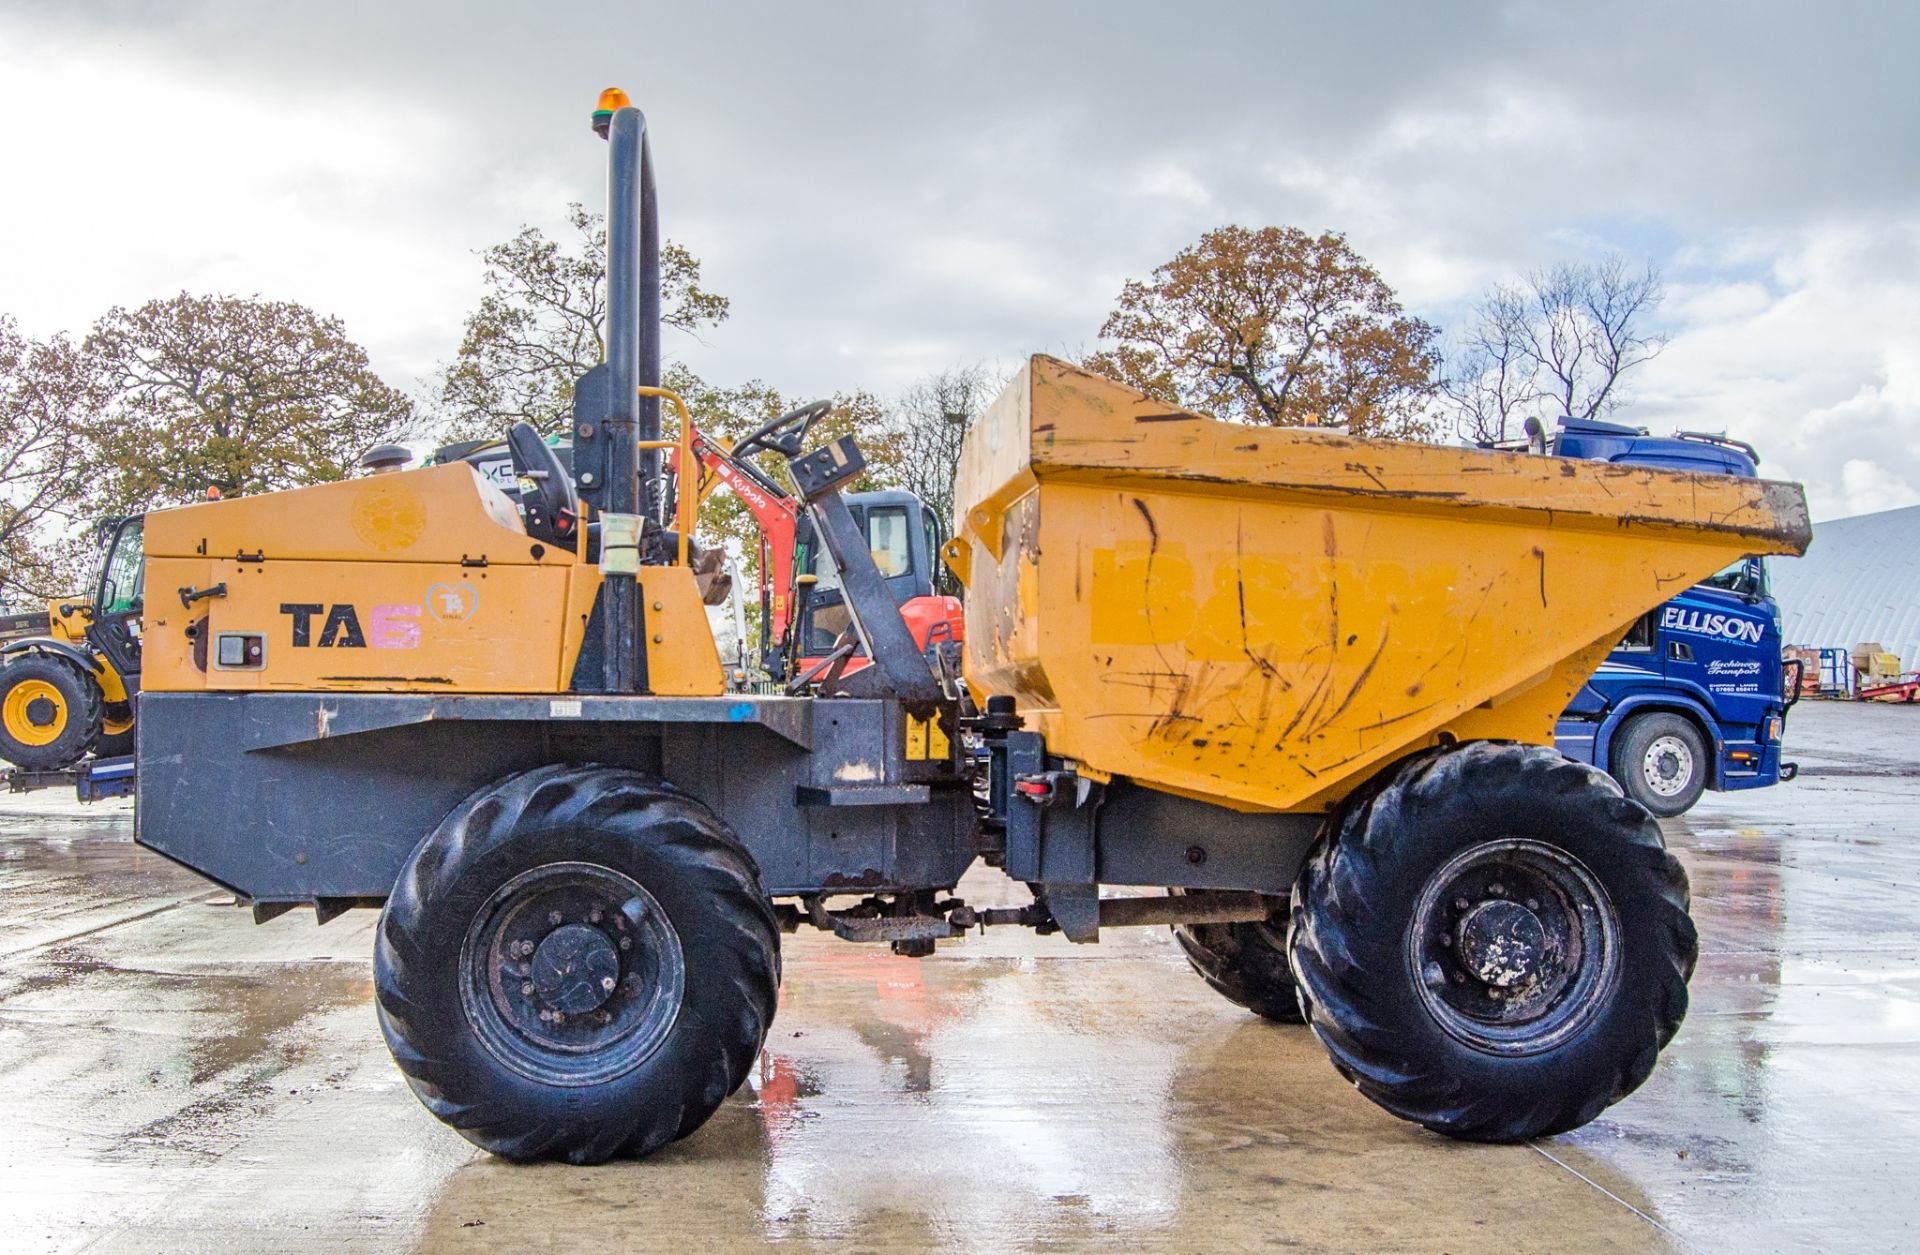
[581, 88, 661, 694]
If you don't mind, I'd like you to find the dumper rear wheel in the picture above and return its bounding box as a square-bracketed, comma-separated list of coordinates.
[374, 765, 780, 1164]
[1173, 909, 1307, 1024]
[1288, 742, 1695, 1142]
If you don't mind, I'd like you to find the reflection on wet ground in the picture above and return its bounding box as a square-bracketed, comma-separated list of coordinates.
[0, 701, 1916, 1252]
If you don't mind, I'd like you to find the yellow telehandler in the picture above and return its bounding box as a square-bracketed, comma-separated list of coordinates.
[0, 517, 143, 771]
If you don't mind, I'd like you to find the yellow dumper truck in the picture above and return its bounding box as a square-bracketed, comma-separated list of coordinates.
[126, 91, 1809, 1163]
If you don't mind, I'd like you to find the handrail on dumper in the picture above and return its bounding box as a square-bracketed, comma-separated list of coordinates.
[633, 384, 698, 570]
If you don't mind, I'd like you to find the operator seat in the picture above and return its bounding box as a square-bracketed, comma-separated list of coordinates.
[506, 422, 580, 549]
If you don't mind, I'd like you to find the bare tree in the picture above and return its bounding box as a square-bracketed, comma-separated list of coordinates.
[1446, 256, 1667, 444]
[889, 364, 1002, 527]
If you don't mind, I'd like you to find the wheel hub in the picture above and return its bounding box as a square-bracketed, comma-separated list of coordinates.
[1408, 838, 1622, 1056]
[1455, 899, 1546, 988]
[460, 862, 686, 1086]
[531, 923, 621, 1014]
[4, 677, 68, 746]
[1643, 735, 1694, 796]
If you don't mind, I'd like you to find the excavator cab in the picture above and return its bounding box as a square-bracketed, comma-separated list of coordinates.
[788, 490, 962, 679]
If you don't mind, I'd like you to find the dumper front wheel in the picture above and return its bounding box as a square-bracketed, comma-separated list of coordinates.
[1288, 742, 1695, 1142]
[1173, 908, 1307, 1024]
[374, 765, 780, 1164]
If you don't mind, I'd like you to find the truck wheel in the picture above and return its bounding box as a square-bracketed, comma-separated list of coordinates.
[1288, 742, 1695, 1142]
[1172, 910, 1307, 1023]
[1612, 713, 1708, 817]
[0, 655, 102, 770]
[374, 764, 781, 1164]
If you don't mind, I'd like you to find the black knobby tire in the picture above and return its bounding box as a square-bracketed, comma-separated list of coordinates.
[95, 705, 136, 759]
[1173, 912, 1307, 1024]
[374, 765, 781, 1164]
[1612, 712, 1709, 817]
[1288, 741, 1695, 1142]
[0, 654, 103, 770]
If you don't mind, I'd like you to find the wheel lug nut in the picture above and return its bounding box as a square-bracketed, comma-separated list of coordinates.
[619, 937, 632, 951]
[1451, 972, 1467, 985]
[600, 975, 616, 993]
[1488, 883, 1505, 897]
[538, 1009, 553, 1022]
[1438, 933, 1452, 947]
[596, 1010, 611, 1024]
[552, 1011, 566, 1024]
[1453, 897, 1470, 912]
[1526, 898, 1539, 911]
[521, 981, 534, 996]
[590, 908, 604, 924]
[548, 911, 563, 926]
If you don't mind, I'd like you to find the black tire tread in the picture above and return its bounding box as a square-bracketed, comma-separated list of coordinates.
[1172, 919, 1307, 1023]
[374, 764, 780, 1164]
[1288, 741, 1695, 1142]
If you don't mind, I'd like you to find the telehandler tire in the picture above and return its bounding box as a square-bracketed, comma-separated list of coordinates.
[0, 654, 102, 771]
[94, 704, 136, 758]
[374, 764, 781, 1164]
[1288, 741, 1695, 1143]
[1172, 911, 1307, 1024]
[1612, 711, 1708, 817]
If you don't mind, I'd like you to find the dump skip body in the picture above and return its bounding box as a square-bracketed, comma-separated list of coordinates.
[952, 356, 1811, 814]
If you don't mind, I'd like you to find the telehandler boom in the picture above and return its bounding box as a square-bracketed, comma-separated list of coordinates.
[127, 89, 1810, 1163]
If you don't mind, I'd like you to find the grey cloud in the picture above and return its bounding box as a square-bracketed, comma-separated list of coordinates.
[5, 1, 1919, 516]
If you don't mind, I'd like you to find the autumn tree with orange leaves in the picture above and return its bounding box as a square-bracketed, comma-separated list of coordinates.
[1085, 226, 1441, 439]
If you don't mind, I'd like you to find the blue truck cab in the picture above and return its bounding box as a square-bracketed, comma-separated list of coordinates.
[1549, 417, 1795, 816]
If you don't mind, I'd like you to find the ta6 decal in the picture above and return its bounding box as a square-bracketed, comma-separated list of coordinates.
[280, 586, 479, 650]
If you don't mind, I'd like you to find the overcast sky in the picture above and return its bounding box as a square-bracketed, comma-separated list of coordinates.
[1, 1, 1914, 521]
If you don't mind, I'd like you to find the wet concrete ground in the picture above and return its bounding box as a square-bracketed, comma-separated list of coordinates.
[1, 700, 1916, 1253]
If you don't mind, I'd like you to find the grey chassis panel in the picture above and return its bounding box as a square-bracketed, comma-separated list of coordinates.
[135, 692, 978, 905]
[1001, 735, 1322, 898]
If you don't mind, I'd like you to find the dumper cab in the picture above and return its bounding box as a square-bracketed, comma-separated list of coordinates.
[789, 489, 963, 682]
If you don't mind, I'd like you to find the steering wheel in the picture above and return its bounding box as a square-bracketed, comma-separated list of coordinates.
[733, 400, 832, 460]
[506, 422, 580, 546]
